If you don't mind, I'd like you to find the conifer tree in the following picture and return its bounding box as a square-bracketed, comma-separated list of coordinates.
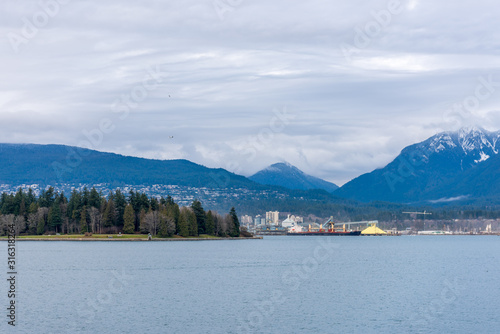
[28, 202, 38, 215]
[36, 211, 46, 235]
[48, 202, 63, 233]
[187, 209, 198, 237]
[122, 204, 135, 234]
[178, 208, 190, 237]
[113, 190, 126, 226]
[206, 210, 215, 236]
[80, 206, 88, 233]
[103, 199, 116, 228]
[191, 200, 206, 235]
[89, 188, 102, 208]
[229, 207, 240, 237]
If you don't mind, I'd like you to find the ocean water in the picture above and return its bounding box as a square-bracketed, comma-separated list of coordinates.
[2, 236, 500, 334]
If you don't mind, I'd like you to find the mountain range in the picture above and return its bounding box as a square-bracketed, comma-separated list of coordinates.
[0, 143, 260, 190]
[335, 127, 500, 203]
[1, 126, 500, 207]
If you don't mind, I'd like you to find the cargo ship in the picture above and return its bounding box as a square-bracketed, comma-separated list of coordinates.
[287, 230, 361, 236]
[286, 217, 362, 236]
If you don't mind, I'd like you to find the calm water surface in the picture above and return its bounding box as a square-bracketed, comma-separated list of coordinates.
[2, 236, 500, 334]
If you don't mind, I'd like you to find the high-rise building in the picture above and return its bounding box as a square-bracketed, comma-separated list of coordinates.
[240, 215, 253, 225]
[266, 211, 280, 225]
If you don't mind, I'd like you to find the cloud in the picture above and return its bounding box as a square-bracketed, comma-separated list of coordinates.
[1, 0, 500, 186]
[428, 195, 470, 204]
[407, 0, 420, 11]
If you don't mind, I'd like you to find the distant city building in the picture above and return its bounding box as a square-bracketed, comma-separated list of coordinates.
[254, 215, 265, 226]
[281, 215, 303, 228]
[289, 215, 303, 223]
[281, 215, 297, 228]
[240, 215, 253, 225]
[266, 211, 280, 225]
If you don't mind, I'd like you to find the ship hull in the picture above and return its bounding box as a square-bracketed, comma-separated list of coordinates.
[287, 231, 361, 236]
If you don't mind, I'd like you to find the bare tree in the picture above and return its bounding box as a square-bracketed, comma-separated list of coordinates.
[0, 214, 24, 236]
[13, 215, 26, 235]
[158, 212, 176, 237]
[213, 212, 230, 237]
[88, 207, 101, 234]
[0, 215, 14, 236]
[141, 211, 159, 235]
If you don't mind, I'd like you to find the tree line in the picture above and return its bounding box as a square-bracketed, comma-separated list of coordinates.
[0, 187, 241, 238]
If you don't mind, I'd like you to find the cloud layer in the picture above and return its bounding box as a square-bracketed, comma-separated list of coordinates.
[2, 0, 500, 185]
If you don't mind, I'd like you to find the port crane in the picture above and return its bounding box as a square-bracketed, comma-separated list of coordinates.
[321, 217, 378, 232]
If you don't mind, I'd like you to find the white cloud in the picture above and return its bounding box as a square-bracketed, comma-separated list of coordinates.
[407, 0, 420, 11]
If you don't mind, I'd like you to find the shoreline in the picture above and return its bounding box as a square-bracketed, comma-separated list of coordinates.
[0, 236, 263, 242]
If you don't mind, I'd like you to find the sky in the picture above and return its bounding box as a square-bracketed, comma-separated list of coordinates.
[2, 0, 500, 185]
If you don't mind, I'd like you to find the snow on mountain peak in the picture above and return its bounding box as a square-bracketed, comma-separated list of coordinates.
[459, 126, 482, 136]
[474, 151, 490, 164]
[429, 134, 456, 153]
[458, 126, 497, 154]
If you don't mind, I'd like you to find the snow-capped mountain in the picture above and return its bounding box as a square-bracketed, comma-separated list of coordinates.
[335, 127, 500, 203]
[420, 126, 500, 169]
[249, 162, 339, 193]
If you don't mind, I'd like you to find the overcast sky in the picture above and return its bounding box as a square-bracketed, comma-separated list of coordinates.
[2, 0, 500, 185]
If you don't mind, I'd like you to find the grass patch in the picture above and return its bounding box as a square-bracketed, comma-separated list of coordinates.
[1, 234, 255, 240]
[1, 234, 147, 239]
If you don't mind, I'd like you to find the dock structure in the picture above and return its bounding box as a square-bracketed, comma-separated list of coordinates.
[322, 218, 393, 236]
[322, 218, 379, 232]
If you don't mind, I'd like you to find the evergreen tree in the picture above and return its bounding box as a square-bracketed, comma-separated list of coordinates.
[206, 210, 215, 235]
[67, 189, 82, 222]
[27, 188, 36, 208]
[19, 199, 26, 218]
[150, 197, 159, 211]
[122, 204, 135, 234]
[39, 187, 55, 208]
[82, 187, 90, 207]
[13, 188, 24, 216]
[88, 188, 102, 208]
[28, 202, 38, 215]
[48, 203, 63, 233]
[178, 208, 190, 237]
[187, 209, 198, 236]
[129, 190, 140, 212]
[80, 206, 88, 233]
[0, 193, 14, 214]
[58, 192, 67, 205]
[103, 199, 116, 228]
[139, 193, 150, 212]
[229, 207, 240, 237]
[36, 210, 46, 235]
[138, 209, 146, 232]
[113, 189, 126, 226]
[191, 200, 206, 235]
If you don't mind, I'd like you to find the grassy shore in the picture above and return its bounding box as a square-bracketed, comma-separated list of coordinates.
[0, 233, 261, 241]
